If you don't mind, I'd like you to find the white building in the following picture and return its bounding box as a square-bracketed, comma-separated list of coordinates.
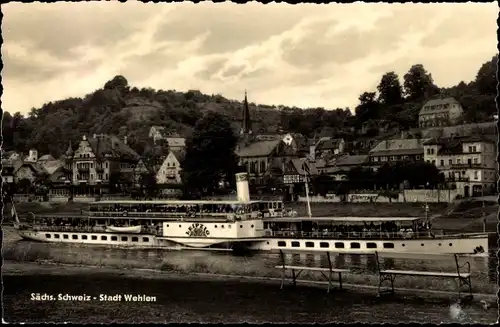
[149, 126, 166, 144]
[418, 97, 464, 128]
[423, 135, 497, 197]
[156, 150, 184, 185]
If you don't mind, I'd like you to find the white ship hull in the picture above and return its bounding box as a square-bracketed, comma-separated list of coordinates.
[18, 230, 489, 255]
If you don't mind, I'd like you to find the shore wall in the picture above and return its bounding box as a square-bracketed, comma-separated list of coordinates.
[299, 189, 460, 203]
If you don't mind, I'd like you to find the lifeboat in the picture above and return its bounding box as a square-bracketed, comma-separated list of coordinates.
[105, 225, 142, 234]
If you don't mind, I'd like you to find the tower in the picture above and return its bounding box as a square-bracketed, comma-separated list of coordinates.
[240, 90, 252, 136]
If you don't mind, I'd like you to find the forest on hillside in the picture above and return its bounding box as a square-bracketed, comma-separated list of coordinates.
[1, 54, 497, 159]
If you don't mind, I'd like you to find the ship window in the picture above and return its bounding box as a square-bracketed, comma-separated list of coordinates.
[101, 236, 107, 241]
[305, 242, 314, 248]
[350, 242, 360, 249]
[402, 244, 405, 247]
[179, 225, 181, 228]
[277, 241, 286, 247]
[45, 234, 51, 238]
[121, 236, 128, 242]
[91, 235, 97, 240]
[251, 225, 254, 228]
[132, 237, 138, 242]
[167, 224, 169, 227]
[228, 225, 231, 229]
[367, 242, 377, 249]
[82, 235, 88, 240]
[63, 234, 69, 239]
[221, 225, 224, 229]
[449, 243, 453, 247]
[383, 243, 394, 249]
[240, 225, 243, 228]
[335, 242, 344, 248]
[320, 242, 329, 248]
[291, 241, 300, 247]
[438, 243, 442, 246]
[214, 225, 217, 228]
[54, 234, 60, 239]
[72, 235, 78, 240]
[111, 236, 118, 241]
[142, 237, 150, 242]
[421, 243, 424, 246]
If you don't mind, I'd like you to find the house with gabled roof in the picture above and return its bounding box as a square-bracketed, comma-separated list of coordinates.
[368, 138, 427, 169]
[62, 134, 141, 196]
[156, 150, 185, 185]
[312, 137, 345, 159]
[149, 126, 166, 144]
[419, 97, 464, 128]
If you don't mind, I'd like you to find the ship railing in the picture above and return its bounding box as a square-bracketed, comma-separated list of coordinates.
[86, 211, 252, 218]
[269, 230, 443, 239]
[30, 225, 163, 235]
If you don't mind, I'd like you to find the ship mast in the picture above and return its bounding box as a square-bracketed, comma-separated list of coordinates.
[302, 163, 312, 218]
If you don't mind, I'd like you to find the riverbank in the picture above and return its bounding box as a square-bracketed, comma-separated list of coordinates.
[3, 261, 497, 324]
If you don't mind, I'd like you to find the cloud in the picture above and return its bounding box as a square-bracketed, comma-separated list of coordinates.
[2, 2, 157, 61]
[153, 2, 323, 56]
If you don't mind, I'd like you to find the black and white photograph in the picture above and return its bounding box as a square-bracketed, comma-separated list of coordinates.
[1, 1, 498, 324]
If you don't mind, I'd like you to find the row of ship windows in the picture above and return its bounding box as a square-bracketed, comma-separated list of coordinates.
[276, 241, 453, 249]
[45, 234, 150, 242]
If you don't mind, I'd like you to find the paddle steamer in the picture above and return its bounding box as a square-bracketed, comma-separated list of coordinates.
[13, 173, 488, 255]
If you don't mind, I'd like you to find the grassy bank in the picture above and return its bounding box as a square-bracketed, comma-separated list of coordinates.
[3, 243, 496, 295]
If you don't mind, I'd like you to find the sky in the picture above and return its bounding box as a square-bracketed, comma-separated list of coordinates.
[2, 1, 498, 115]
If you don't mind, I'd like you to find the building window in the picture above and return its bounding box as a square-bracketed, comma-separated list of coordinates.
[432, 160, 436, 165]
[111, 236, 118, 241]
[474, 171, 479, 180]
[440, 160, 444, 166]
[457, 159, 461, 164]
[142, 237, 150, 242]
[448, 159, 452, 166]
[468, 146, 472, 152]
[473, 158, 478, 164]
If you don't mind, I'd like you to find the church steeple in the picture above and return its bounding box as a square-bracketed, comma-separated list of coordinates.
[240, 89, 252, 135]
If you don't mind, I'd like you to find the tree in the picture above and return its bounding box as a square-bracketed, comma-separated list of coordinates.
[403, 64, 440, 101]
[355, 92, 380, 125]
[181, 112, 239, 196]
[104, 75, 129, 94]
[311, 174, 335, 196]
[475, 54, 497, 95]
[377, 72, 403, 106]
[138, 171, 158, 197]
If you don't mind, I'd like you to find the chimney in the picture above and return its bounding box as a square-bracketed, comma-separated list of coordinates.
[123, 136, 128, 145]
[309, 145, 316, 161]
[235, 172, 250, 202]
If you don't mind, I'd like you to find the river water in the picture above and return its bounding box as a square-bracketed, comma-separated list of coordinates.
[3, 229, 498, 323]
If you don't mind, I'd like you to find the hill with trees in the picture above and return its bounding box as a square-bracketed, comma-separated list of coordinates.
[1, 55, 497, 159]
